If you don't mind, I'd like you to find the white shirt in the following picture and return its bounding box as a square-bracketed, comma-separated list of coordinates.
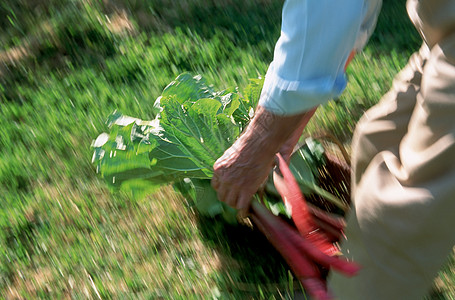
[258, 0, 382, 115]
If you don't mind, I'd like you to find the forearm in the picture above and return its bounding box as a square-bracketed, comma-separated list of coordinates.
[241, 105, 314, 158]
[278, 106, 318, 162]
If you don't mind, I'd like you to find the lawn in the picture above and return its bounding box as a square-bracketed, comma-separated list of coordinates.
[0, 0, 453, 298]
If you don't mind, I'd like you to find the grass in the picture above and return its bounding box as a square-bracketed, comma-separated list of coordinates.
[0, 0, 453, 298]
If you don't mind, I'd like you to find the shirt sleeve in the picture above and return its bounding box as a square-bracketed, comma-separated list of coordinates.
[258, 0, 382, 115]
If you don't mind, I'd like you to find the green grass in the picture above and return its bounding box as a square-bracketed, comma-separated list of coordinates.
[0, 0, 453, 298]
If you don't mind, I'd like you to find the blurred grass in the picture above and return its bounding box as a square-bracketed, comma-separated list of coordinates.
[0, 0, 453, 298]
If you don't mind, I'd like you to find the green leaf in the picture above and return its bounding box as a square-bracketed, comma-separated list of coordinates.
[149, 139, 208, 178]
[218, 91, 240, 116]
[242, 77, 264, 109]
[288, 147, 316, 195]
[159, 97, 239, 177]
[91, 74, 255, 220]
[161, 73, 215, 104]
[191, 179, 237, 224]
[192, 179, 224, 217]
[92, 75, 241, 209]
[289, 141, 346, 210]
[120, 178, 162, 199]
[232, 77, 264, 129]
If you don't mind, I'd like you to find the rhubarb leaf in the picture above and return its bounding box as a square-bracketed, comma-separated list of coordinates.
[158, 96, 239, 177]
[92, 73, 245, 221]
[161, 73, 216, 104]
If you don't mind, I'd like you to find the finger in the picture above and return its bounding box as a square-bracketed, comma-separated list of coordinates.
[211, 175, 220, 190]
[223, 188, 239, 209]
[216, 184, 228, 202]
[237, 204, 250, 220]
[237, 192, 253, 212]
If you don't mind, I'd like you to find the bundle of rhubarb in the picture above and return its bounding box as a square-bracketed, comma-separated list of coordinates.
[250, 153, 358, 300]
[92, 73, 357, 299]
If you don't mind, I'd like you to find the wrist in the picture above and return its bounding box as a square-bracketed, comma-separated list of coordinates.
[241, 111, 282, 158]
[242, 106, 309, 156]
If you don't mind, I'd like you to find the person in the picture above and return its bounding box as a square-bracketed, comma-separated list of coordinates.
[211, 0, 455, 298]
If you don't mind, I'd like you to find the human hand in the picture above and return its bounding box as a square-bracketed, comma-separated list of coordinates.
[211, 128, 276, 212]
[211, 106, 314, 212]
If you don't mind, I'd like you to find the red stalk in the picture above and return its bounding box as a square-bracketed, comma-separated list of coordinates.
[273, 159, 317, 233]
[307, 205, 346, 242]
[307, 204, 346, 232]
[283, 220, 360, 276]
[311, 219, 345, 243]
[251, 200, 360, 277]
[250, 201, 333, 300]
[274, 153, 339, 255]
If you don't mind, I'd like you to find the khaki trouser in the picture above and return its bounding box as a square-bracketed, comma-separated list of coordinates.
[329, 1, 455, 298]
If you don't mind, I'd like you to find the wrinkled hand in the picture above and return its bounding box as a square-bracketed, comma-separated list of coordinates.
[211, 130, 275, 212]
[211, 106, 316, 212]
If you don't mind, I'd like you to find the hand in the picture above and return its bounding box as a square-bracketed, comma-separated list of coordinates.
[211, 128, 276, 212]
[211, 106, 315, 212]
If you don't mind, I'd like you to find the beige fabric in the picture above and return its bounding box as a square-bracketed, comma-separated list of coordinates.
[328, 1, 455, 299]
[407, 0, 455, 48]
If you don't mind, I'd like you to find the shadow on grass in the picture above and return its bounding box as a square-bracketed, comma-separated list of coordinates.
[0, 0, 283, 101]
[0, 0, 419, 106]
[0, 211, 47, 291]
[195, 214, 292, 297]
[369, 0, 421, 54]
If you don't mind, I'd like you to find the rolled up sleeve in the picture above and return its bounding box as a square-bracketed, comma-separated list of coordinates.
[259, 0, 382, 115]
